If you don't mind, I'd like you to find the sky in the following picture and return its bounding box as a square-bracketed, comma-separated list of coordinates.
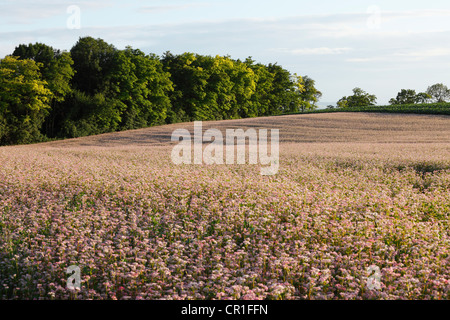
[1, 0, 450, 105]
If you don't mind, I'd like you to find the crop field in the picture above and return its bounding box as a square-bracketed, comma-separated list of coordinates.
[0, 112, 449, 300]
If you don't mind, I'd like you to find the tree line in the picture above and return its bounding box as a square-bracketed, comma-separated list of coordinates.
[0, 37, 322, 145]
[330, 84, 450, 109]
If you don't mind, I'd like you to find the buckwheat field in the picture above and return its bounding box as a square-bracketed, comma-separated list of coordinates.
[1, 113, 449, 300]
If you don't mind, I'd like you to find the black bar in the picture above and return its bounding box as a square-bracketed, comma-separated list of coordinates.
[0, 300, 447, 319]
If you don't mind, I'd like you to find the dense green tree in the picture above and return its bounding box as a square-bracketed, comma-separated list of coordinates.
[229, 58, 258, 118]
[245, 59, 320, 115]
[110, 47, 173, 129]
[0, 56, 53, 144]
[13, 43, 74, 137]
[70, 37, 117, 95]
[13, 43, 74, 102]
[162, 52, 209, 121]
[337, 87, 377, 108]
[59, 90, 123, 138]
[51, 37, 121, 137]
[265, 63, 303, 115]
[162, 53, 257, 121]
[59, 46, 173, 136]
[2, 37, 323, 145]
[244, 58, 275, 117]
[205, 55, 256, 120]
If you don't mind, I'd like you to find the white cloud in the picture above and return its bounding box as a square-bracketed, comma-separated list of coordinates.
[273, 47, 352, 55]
[393, 48, 450, 59]
[139, 3, 210, 13]
[0, 0, 112, 24]
[347, 47, 450, 63]
[346, 57, 380, 63]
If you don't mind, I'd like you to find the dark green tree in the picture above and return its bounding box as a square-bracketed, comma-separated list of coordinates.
[70, 36, 117, 95]
[111, 47, 173, 129]
[162, 52, 209, 122]
[265, 63, 302, 115]
[13, 43, 74, 137]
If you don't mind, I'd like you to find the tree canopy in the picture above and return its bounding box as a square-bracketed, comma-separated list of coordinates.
[337, 87, 377, 108]
[389, 89, 431, 105]
[426, 83, 450, 103]
[0, 37, 322, 145]
[0, 56, 53, 144]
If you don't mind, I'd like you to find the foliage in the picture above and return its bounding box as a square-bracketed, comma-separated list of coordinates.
[349, 103, 450, 114]
[337, 87, 377, 108]
[13, 43, 75, 137]
[388, 89, 429, 105]
[110, 48, 173, 130]
[303, 103, 450, 115]
[162, 53, 310, 122]
[299, 75, 322, 112]
[58, 90, 124, 138]
[2, 37, 322, 145]
[13, 43, 74, 102]
[426, 83, 450, 103]
[70, 36, 117, 95]
[0, 56, 53, 144]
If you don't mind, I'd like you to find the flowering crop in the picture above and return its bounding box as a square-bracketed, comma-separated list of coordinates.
[0, 113, 449, 300]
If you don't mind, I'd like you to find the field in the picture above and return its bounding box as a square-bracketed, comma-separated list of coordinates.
[1, 112, 449, 300]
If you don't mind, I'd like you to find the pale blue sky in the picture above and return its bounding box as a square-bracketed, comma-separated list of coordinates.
[1, 0, 450, 105]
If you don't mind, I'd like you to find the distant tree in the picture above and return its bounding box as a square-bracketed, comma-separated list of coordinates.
[299, 75, 322, 112]
[0, 56, 53, 144]
[389, 89, 417, 105]
[337, 87, 377, 108]
[326, 105, 335, 109]
[426, 83, 450, 103]
[389, 89, 433, 105]
[415, 92, 432, 104]
[336, 99, 348, 109]
[162, 52, 214, 121]
[226, 58, 257, 119]
[59, 46, 174, 137]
